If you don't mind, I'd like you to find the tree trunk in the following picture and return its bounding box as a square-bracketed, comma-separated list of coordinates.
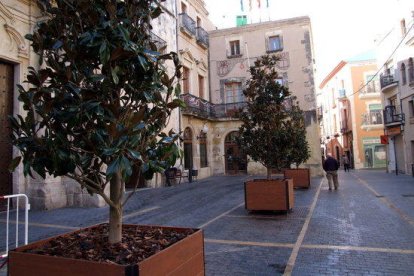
[266, 167, 271, 180]
[109, 172, 123, 244]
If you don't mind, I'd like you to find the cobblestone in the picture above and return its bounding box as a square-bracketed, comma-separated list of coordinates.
[1, 170, 414, 275]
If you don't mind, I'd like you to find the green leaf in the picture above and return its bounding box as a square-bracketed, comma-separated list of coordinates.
[99, 41, 110, 64]
[52, 40, 63, 49]
[9, 156, 22, 172]
[106, 157, 120, 176]
[127, 149, 141, 160]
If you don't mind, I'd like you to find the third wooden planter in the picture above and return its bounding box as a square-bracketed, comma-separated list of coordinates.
[284, 168, 310, 189]
[244, 178, 294, 211]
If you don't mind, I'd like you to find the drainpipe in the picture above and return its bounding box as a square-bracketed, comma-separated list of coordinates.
[175, 2, 183, 167]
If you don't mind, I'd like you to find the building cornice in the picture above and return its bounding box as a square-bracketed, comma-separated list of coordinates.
[209, 16, 311, 37]
[319, 61, 347, 89]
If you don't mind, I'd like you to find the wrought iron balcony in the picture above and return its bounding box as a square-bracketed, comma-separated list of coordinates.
[383, 105, 405, 126]
[179, 13, 196, 37]
[361, 112, 383, 126]
[380, 74, 398, 90]
[196, 27, 209, 48]
[180, 93, 247, 120]
[150, 32, 167, 52]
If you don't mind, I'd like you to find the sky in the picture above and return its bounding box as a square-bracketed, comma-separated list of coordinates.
[205, 0, 414, 85]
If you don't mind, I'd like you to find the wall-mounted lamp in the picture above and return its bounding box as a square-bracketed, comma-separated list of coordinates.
[196, 124, 209, 140]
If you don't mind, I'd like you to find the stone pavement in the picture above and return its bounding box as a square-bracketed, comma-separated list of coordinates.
[1, 170, 414, 275]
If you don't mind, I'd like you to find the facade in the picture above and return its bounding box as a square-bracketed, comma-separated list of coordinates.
[176, 0, 215, 180]
[0, 0, 178, 209]
[376, 12, 414, 174]
[207, 16, 323, 177]
[319, 53, 386, 169]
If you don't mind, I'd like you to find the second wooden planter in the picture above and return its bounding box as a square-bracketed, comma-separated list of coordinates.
[284, 168, 310, 189]
[8, 224, 205, 276]
[244, 178, 294, 211]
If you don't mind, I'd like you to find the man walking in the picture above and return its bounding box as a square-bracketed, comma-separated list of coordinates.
[323, 154, 340, 190]
[342, 154, 350, 172]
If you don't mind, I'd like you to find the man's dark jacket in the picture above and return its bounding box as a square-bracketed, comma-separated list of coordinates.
[323, 156, 339, 171]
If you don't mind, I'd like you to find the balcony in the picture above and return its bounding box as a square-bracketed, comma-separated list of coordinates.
[180, 93, 247, 120]
[179, 13, 196, 37]
[380, 74, 398, 92]
[196, 27, 209, 48]
[150, 32, 167, 52]
[383, 105, 405, 126]
[361, 112, 383, 130]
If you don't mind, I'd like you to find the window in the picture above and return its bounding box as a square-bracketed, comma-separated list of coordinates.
[198, 75, 204, 99]
[199, 133, 208, 168]
[365, 74, 377, 92]
[196, 17, 201, 28]
[229, 40, 241, 56]
[181, 2, 187, 13]
[409, 100, 414, 117]
[182, 66, 190, 94]
[225, 82, 243, 103]
[408, 58, 414, 83]
[368, 104, 383, 125]
[268, 35, 283, 52]
[401, 19, 406, 36]
[401, 63, 407, 85]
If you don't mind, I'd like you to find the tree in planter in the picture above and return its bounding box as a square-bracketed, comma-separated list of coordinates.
[9, 0, 182, 244]
[287, 104, 311, 168]
[238, 55, 300, 179]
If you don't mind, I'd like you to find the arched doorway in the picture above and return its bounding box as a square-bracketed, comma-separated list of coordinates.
[225, 131, 247, 175]
[0, 61, 14, 210]
[183, 127, 193, 169]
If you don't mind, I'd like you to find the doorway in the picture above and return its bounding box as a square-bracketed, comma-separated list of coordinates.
[0, 61, 14, 209]
[224, 131, 247, 175]
[183, 127, 193, 170]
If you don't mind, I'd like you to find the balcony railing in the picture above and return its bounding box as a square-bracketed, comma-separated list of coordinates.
[179, 13, 196, 37]
[196, 27, 209, 48]
[380, 74, 398, 90]
[150, 32, 167, 52]
[383, 105, 405, 126]
[361, 112, 383, 126]
[180, 93, 247, 119]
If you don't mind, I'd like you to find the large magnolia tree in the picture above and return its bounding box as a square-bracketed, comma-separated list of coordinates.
[10, 0, 182, 243]
[238, 55, 308, 179]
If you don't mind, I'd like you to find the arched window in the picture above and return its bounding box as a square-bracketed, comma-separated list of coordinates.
[400, 63, 406, 85]
[408, 58, 414, 84]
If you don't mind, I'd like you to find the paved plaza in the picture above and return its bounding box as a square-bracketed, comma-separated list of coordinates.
[1, 169, 414, 275]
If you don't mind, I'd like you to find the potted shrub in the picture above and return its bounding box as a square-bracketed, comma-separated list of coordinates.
[283, 104, 312, 189]
[8, 0, 204, 274]
[238, 55, 296, 212]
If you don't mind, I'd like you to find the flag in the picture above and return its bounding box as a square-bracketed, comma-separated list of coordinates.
[266, 0, 269, 8]
[240, 0, 244, 11]
[257, 0, 261, 8]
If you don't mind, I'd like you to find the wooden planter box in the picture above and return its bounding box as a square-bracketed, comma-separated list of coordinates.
[8, 224, 205, 276]
[284, 168, 310, 189]
[244, 178, 294, 211]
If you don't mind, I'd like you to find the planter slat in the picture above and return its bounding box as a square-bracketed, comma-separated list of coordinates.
[9, 224, 205, 276]
[245, 179, 294, 211]
[284, 168, 310, 189]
